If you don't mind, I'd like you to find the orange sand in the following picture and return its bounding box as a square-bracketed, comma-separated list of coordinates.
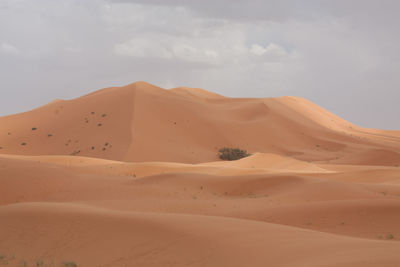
[0, 81, 400, 266]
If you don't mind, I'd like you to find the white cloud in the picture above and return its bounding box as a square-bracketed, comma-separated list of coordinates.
[114, 38, 173, 59]
[250, 43, 288, 61]
[114, 38, 222, 64]
[172, 44, 219, 64]
[0, 42, 19, 54]
[112, 22, 247, 65]
[113, 21, 289, 65]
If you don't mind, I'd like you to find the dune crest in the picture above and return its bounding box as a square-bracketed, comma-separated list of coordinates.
[170, 86, 226, 99]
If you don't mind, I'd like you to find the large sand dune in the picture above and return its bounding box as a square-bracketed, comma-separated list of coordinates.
[0, 82, 400, 266]
[1, 81, 399, 164]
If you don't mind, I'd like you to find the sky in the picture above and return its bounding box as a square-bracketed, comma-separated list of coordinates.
[0, 0, 399, 129]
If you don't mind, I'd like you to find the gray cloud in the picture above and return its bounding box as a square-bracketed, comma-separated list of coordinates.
[0, 0, 399, 129]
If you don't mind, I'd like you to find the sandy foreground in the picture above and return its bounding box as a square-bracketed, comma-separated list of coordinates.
[1, 82, 400, 266]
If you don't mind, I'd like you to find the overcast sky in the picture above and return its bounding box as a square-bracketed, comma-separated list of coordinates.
[1, 0, 399, 129]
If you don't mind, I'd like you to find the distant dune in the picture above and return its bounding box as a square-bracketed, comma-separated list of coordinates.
[0, 81, 399, 166]
[0, 82, 400, 266]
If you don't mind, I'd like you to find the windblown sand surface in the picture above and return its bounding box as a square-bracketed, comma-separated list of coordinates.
[1, 82, 400, 266]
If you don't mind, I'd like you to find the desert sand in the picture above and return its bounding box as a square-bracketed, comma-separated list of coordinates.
[0, 81, 400, 266]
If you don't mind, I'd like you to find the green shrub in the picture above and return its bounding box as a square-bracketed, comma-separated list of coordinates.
[386, 233, 395, 239]
[63, 261, 77, 267]
[218, 147, 250, 161]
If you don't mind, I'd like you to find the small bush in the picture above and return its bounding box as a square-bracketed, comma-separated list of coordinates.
[70, 150, 81, 156]
[218, 147, 250, 161]
[62, 261, 77, 267]
[386, 233, 395, 240]
[32, 127, 37, 131]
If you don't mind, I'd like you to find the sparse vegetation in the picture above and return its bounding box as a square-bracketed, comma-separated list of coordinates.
[32, 127, 37, 131]
[21, 142, 27, 146]
[70, 150, 81, 156]
[0, 254, 6, 264]
[62, 261, 77, 267]
[101, 114, 107, 117]
[248, 192, 258, 198]
[386, 233, 395, 240]
[47, 134, 53, 137]
[98, 123, 102, 127]
[218, 147, 250, 161]
[91, 146, 95, 150]
[0, 255, 76, 267]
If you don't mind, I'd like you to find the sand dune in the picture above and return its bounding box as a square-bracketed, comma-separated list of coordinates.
[330, 148, 400, 166]
[1, 202, 400, 267]
[206, 152, 329, 172]
[1, 81, 400, 266]
[1, 81, 399, 164]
